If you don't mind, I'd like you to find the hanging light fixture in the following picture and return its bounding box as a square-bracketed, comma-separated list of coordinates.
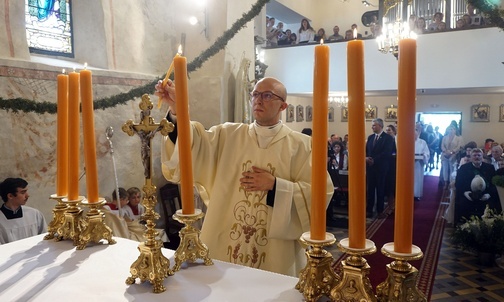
[376, 22, 416, 59]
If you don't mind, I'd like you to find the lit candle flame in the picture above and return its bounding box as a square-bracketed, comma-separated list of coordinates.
[62, 69, 66, 74]
[84, 62, 88, 70]
[178, 44, 183, 55]
[353, 28, 357, 40]
[320, 38, 324, 45]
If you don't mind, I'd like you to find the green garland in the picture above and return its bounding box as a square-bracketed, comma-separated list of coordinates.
[468, 0, 504, 29]
[0, 0, 270, 114]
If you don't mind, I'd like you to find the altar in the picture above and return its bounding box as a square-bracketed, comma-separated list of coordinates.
[0, 234, 308, 301]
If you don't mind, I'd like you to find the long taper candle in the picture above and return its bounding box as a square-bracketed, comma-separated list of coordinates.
[173, 50, 195, 214]
[56, 71, 69, 197]
[68, 70, 80, 200]
[80, 66, 99, 203]
[347, 36, 366, 248]
[311, 41, 330, 240]
[394, 37, 417, 253]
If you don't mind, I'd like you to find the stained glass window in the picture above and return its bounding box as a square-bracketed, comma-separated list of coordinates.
[25, 0, 73, 57]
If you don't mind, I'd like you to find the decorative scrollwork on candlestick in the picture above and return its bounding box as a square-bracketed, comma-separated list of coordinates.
[330, 238, 377, 302]
[296, 232, 340, 302]
[44, 194, 68, 241]
[123, 94, 175, 293]
[172, 209, 213, 272]
[56, 196, 85, 246]
[376, 243, 427, 302]
[77, 198, 116, 250]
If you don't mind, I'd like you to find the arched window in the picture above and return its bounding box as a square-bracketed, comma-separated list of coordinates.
[25, 0, 73, 57]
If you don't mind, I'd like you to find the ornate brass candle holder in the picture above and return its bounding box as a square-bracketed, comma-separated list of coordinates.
[172, 209, 213, 272]
[376, 243, 427, 302]
[296, 232, 340, 302]
[57, 196, 84, 246]
[330, 238, 377, 302]
[44, 194, 68, 241]
[123, 94, 174, 293]
[77, 198, 116, 250]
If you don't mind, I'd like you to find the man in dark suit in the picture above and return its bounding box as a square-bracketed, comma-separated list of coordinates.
[366, 118, 395, 218]
[455, 148, 501, 225]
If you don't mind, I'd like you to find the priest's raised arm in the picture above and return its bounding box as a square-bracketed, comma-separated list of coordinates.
[157, 77, 334, 277]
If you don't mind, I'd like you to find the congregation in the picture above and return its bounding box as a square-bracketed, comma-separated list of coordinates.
[265, 3, 488, 47]
[321, 118, 503, 224]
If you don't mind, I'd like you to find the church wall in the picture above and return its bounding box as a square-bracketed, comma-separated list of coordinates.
[284, 93, 504, 147]
[0, 0, 261, 223]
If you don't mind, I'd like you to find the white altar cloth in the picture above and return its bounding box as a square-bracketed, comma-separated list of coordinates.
[0, 234, 308, 301]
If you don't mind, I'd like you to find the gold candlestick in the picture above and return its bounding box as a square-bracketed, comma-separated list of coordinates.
[77, 198, 116, 250]
[57, 196, 84, 246]
[376, 243, 427, 302]
[296, 232, 340, 302]
[44, 194, 68, 240]
[330, 238, 377, 301]
[172, 209, 213, 272]
[123, 94, 174, 293]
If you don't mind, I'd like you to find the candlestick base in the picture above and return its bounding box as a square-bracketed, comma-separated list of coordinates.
[330, 238, 377, 301]
[77, 198, 116, 250]
[44, 194, 68, 241]
[126, 180, 173, 293]
[56, 196, 85, 245]
[172, 209, 213, 272]
[295, 232, 340, 302]
[376, 243, 427, 302]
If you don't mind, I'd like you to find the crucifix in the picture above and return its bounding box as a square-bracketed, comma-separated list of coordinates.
[123, 94, 174, 293]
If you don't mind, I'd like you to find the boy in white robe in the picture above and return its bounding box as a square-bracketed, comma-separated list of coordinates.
[0, 178, 46, 244]
[156, 77, 334, 277]
[414, 129, 430, 200]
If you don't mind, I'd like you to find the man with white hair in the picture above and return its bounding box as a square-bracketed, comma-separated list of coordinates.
[485, 144, 504, 170]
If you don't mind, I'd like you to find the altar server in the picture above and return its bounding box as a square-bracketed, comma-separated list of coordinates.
[414, 129, 430, 200]
[158, 77, 333, 277]
[0, 178, 46, 244]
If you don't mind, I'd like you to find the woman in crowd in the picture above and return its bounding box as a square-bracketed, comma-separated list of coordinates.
[314, 28, 327, 42]
[441, 125, 464, 189]
[296, 18, 315, 44]
[328, 141, 348, 171]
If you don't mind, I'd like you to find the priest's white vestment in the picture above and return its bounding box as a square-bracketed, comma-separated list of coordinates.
[162, 122, 333, 276]
[0, 206, 47, 244]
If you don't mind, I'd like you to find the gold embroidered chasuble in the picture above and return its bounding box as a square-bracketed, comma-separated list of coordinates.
[162, 122, 333, 276]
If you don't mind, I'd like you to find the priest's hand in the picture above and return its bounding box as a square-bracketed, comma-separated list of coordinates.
[155, 79, 177, 114]
[240, 166, 275, 192]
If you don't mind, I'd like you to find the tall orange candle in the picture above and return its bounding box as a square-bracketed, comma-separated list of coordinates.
[394, 38, 417, 253]
[347, 37, 366, 248]
[173, 50, 195, 214]
[56, 71, 69, 197]
[67, 70, 80, 201]
[310, 41, 329, 240]
[80, 67, 99, 203]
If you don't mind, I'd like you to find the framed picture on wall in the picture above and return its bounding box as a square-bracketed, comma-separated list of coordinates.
[500, 105, 504, 122]
[328, 106, 334, 122]
[385, 105, 398, 122]
[296, 105, 304, 122]
[365, 105, 378, 121]
[341, 106, 348, 122]
[306, 105, 313, 122]
[471, 104, 490, 122]
[286, 104, 294, 122]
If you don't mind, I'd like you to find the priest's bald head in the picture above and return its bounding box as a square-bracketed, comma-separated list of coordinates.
[250, 77, 288, 126]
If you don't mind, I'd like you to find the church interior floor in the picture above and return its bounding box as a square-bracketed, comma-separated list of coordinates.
[325, 164, 504, 301]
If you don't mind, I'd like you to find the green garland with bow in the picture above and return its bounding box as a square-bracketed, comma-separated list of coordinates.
[0, 0, 270, 114]
[468, 0, 504, 29]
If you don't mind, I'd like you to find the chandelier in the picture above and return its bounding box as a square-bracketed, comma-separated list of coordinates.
[376, 22, 416, 59]
[329, 95, 348, 107]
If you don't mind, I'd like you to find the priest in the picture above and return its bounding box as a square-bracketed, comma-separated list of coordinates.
[158, 77, 333, 276]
